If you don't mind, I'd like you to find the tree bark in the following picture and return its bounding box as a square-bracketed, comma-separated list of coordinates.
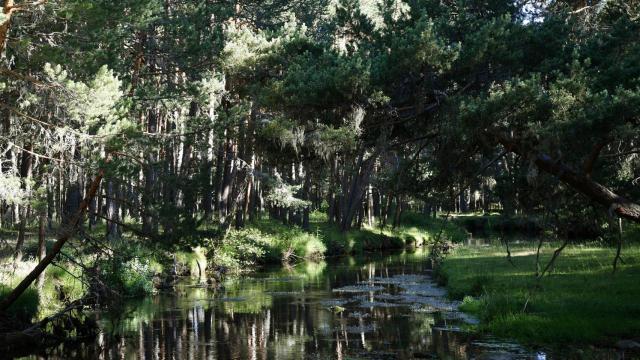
[14, 145, 33, 263]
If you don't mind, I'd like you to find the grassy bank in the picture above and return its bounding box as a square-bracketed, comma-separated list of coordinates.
[438, 241, 640, 346]
[214, 211, 468, 273]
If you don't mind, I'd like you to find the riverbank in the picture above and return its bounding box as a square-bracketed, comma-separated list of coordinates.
[214, 211, 468, 273]
[0, 211, 468, 323]
[437, 241, 640, 348]
[11, 249, 550, 359]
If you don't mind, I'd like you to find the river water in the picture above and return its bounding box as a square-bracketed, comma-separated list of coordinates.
[24, 249, 550, 359]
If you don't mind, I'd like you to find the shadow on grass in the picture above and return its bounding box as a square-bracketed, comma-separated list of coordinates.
[440, 243, 640, 346]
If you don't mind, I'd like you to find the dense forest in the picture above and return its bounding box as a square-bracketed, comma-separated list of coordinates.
[1, 0, 640, 358]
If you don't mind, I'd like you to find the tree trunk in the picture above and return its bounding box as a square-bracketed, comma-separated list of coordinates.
[302, 168, 311, 230]
[14, 146, 33, 263]
[340, 151, 379, 232]
[0, 1, 15, 57]
[0, 168, 105, 312]
[105, 181, 120, 241]
[367, 184, 374, 227]
[37, 208, 46, 290]
[142, 109, 158, 235]
[497, 134, 640, 223]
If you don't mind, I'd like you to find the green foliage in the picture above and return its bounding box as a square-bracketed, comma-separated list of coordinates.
[214, 228, 269, 272]
[175, 248, 207, 278]
[43, 63, 123, 128]
[400, 212, 469, 243]
[214, 211, 461, 273]
[95, 244, 158, 298]
[458, 295, 484, 315]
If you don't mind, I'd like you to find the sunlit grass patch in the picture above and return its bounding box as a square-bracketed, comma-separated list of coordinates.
[439, 242, 640, 346]
[0, 260, 40, 322]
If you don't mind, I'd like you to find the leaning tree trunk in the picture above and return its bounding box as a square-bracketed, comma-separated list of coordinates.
[497, 134, 640, 223]
[36, 207, 46, 290]
[340, 151, 378, 232]
[0, 168, 105, 312]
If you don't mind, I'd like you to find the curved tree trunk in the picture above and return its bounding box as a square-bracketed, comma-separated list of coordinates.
[497, 134, 640, 223]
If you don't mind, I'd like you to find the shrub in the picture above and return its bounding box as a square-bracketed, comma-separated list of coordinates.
[291, 232, 326, 260]
[459, 295, 484, 315]
[214, 228, 269, 272]
[175, 248, 207, 277]
[95, 242, 157, 298]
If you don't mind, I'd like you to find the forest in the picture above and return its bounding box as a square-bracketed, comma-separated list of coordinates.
[1, 0, 639, 358]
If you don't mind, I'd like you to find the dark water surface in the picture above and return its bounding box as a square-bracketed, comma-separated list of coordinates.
[24, 249, 553, 359]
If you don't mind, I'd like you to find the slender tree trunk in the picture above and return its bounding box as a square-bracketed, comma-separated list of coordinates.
[142, 109, 158, 235]
[218, 136, 233, 225]
[14, 146, 33, 263]
[106, 181, 120, 241]
[0, 0, 15, 57]
[392, 195, 403, 229]
[302, 168, 311, 230]
[367, 184, 374, 227]
[37, 208, 46, 290]
[341, 152, 379, 232]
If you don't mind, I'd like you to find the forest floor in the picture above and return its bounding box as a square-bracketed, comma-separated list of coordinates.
[438, 241, 640, 348]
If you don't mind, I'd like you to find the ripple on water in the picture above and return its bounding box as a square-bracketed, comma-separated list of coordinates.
[358, 300, 403, 308]
[332, 285, 386, 293]
[442, 310, 480, 325]
[218, 297, 246, 302]
[347, 311, 371, 318]
[318, 298, 352, 307]
[399, 283, 448, 297]
[363, 274, 430, 285]
[339, 323, 377, 333]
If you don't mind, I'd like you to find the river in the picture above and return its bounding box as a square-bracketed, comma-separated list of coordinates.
[22, 249, 548, 359]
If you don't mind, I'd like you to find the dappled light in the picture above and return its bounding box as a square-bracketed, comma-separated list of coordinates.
[1, 0, 639, 358]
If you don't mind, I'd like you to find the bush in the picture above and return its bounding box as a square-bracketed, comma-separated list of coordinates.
[214, 228, 269, 272]
[176, 248, 207, 277]
[95, 242, 157, 298]
[459, 295, 484, 315]
[400, 212, 469, 243]
[291, 232, 326, 261]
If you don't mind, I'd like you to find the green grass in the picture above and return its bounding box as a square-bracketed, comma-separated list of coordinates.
[0, 285, 39, 322]
[0, 258, 85, 321]
[439, 241, 640, 346]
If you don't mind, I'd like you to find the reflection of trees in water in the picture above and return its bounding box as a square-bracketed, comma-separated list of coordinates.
[55, 252, 455, 359]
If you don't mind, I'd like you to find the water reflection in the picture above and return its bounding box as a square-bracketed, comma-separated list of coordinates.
[24, 249, 543, 360]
